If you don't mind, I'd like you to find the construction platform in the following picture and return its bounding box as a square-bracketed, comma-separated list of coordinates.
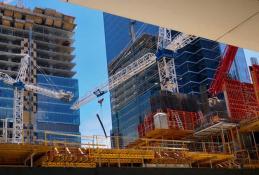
[0, 134, 239, 169]
[141, 128, 193, 140]
[239, 116, 259, 132]
[0, 143, 51, 165]
[194, 121, 237, 137]
[0, 143, 154, 168]
[184, 151, 234, 167]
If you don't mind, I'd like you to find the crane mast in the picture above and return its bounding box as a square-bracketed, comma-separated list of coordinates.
[12, 54, 29, 143]
[71, 28, 198, 110]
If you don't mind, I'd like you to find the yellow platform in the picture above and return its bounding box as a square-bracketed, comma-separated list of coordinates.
[0, 143, 51, 165]
[184, 152, 235, 166]
[127, 129, 193, 148]
[239, 116, 259, 132]
[144, 128, 193, 140]
[244, 160, 259, 168]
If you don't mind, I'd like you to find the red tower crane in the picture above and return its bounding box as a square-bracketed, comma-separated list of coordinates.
[209, 45, 238, 96]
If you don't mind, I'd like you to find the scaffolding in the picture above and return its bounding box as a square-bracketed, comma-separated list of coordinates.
[223, 78, 259, 122]
[0, 131, 245, 168]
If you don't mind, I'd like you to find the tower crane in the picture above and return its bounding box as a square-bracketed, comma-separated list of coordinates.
[0, 53, 73, 143]
[208, 45, 238, 96]
[71, 27, 198, 110]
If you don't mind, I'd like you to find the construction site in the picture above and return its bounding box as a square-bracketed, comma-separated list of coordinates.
[0, 0, 258, 175]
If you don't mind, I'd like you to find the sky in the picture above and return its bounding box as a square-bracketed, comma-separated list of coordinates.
[5, 0, 259, 137]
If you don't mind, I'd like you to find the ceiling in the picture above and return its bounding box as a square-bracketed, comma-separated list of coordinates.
[64, 0, 259, 51]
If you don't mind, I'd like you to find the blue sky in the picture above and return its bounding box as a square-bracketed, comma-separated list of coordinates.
[7, 0, 259, 137]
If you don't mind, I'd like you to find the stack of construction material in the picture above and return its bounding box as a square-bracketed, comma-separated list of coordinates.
[138, 109, 198, 138]
[223, 78, 259, 121]
[2, 5, 13, 27]
[0, 3, 75, 31]
[63, 14, 75, 31]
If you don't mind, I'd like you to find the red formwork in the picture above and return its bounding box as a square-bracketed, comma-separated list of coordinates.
[137, 109, 198, 137]
[250, 65, 259, 103]
[137, 123, 145, 138]
[143, 113, 155, 134]
[166, 109, 198, 130]
[223, 78, 259, 122]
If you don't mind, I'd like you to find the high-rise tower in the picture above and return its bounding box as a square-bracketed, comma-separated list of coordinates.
[0, 4, 80, 142]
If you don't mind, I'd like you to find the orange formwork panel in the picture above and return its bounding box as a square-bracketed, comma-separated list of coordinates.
[223, 78, 259, 122]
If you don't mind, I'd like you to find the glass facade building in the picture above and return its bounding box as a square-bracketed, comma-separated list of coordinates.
[35, 74, 80, 140]
[0, 74, 80, 142]
[0, 81, 13, 119]
[103, 13, 250, 144]
[108, 35, 160, 140]
[0, 5, 79, 143]
[175, 38, 222, 96]
[103, 13, 158, 64]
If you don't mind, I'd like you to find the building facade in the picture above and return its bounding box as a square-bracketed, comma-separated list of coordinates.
[103, 13, 250, 143]
[103, 13, 158, 64]
[0, 4, 79, 142]
[108, 34, 159, 139]
[174, 38, 222, 96]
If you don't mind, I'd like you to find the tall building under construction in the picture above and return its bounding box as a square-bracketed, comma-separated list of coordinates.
[0, 3, 80, 142]
[103, 14, 251, 144]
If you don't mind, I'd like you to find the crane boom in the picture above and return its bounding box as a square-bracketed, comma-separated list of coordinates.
[157, 27, 197, 52]
[166, 33, 197, 52]
[209, 45, 238, 96]
[25, 84, 73, 101]
[71, 53, 156, 110]
[72, 28, 198, 110]
[109, 53, 156, 89]
[0, 72, 16, 85]
[71, 83, 108, 110]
